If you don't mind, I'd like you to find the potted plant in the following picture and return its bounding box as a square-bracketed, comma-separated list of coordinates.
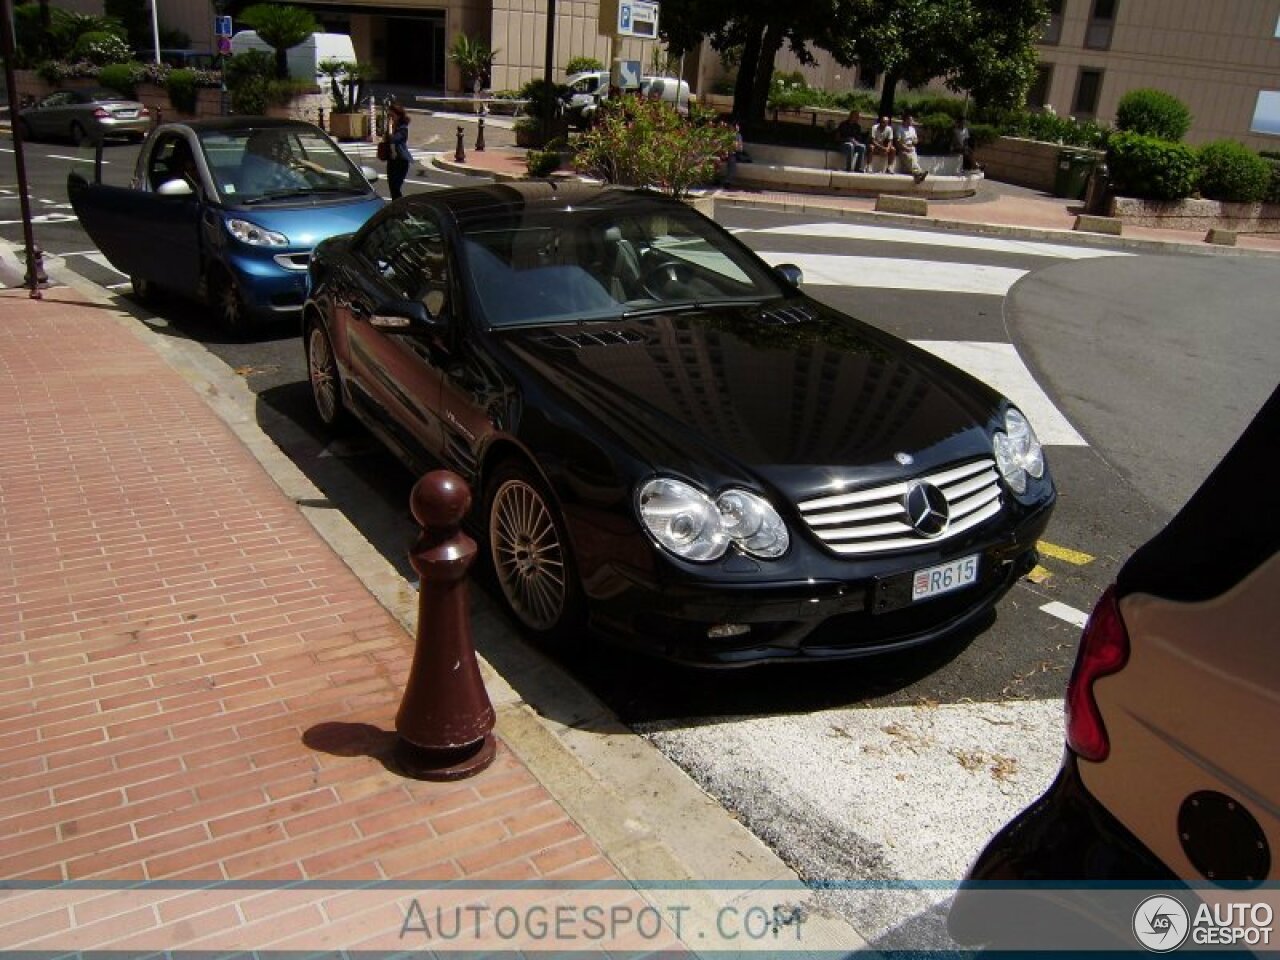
[320, 58, 373, 139]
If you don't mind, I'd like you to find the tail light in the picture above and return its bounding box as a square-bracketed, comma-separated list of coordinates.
[139, 105, 150, 116]
[1064, 585, 1130, 762]
[93, 107, 110, 118]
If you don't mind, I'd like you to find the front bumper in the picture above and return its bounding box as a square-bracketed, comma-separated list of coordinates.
[226, 249, 310, 315]
[587, 493, 1054, 665]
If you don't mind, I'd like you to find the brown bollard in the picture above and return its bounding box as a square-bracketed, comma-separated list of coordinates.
[475, 116, 486, 152]
[394, 470, 496, 780]
[454, 124, 466, 163]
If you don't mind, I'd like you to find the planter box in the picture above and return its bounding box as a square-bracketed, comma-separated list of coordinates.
[329, 112, 370, 141]
[1110, 196, 1280, 234]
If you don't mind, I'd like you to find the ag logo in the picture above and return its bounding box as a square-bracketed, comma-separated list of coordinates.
[1133, 895, 1190, 953]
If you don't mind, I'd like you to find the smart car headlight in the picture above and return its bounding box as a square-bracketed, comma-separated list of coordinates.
[638, 477, 789, 562]
[993, 407, 1045, 495]
[226, 218, 288, 247]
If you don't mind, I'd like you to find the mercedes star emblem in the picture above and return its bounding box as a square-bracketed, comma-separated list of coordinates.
[904, 481, 950, 537]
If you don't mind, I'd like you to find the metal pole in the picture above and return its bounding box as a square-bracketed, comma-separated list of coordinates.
[0, 0, 42, 299]
[541, 0, 556, 142]
[150, 0, 161, 63]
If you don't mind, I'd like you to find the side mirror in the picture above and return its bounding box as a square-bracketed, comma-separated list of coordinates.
[157, 178, 194, 197]
[774, 263, 804, 288]
[361, 165, 380, 183]
[370, 298, 445, 334]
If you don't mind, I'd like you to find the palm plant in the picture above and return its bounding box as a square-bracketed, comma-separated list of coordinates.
[239, 3, 319, 79]
[319, 59, 374, 112]
[448, 33, 498, 91]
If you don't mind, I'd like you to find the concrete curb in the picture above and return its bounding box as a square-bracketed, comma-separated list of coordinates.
[0, 240, 870, 955]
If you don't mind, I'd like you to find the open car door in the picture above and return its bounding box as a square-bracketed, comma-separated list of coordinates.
[67, 156, 203, 298]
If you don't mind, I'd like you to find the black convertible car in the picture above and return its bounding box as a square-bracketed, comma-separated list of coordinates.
[303, 183, 1056, 665]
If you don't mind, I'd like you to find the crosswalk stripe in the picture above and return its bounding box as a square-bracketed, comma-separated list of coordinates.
[757, 251, 1027, 296]
[910, 340, 1088, 446]
[1040, 601, 1089, 628]
[749, 222, 1134, 260]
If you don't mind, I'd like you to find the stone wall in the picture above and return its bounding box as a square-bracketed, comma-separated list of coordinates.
[979, 136, 1104, 193]
[1109, 196, 1280, 234]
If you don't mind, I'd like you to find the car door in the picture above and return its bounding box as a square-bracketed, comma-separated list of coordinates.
[340, 210, 453, 464]
[28, 92, 73, 139]
[67, 131, 205, 296]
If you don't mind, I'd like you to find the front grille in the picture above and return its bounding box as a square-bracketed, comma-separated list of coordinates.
[274, 253, 311, 271]
[797, 458, 1002, 556]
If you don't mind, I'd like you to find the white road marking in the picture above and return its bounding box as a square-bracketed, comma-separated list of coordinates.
[0, 213, 77, 225]
[84, 252, 127, 277]
[910, 340, 1088, 446]
[47, 154, 107, 164]
[1040, 601, 1089, 628]
[757, 251, 1027, 296]
[751, 222, 1134, 260]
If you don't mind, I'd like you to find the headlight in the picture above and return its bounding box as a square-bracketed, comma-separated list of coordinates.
[226, 218, 288, 247]
[993, 407, 1045, 494]
[638, 477, 789, 562]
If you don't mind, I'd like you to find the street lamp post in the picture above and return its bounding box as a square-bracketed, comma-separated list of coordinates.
[150, 0, 161, 63]
[0, 0, 43, 298]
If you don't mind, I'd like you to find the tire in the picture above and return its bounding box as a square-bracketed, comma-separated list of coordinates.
[486, 462, 583, 639]
[130, 276, 155, 304]
[306, 321, 349, 433]
[207, 265, 248, 334]
[70, 120, 88, 146]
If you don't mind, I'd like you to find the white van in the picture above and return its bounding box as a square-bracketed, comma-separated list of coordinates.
[640, 75, 694, 115]
[229, 31, 356, 87]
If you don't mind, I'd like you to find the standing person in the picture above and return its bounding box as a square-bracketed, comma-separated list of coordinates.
[952, 116, 982, 171]
[896, 113, 928, 183]
[868, 115, 896, 173]
[835, 110, 866, 172]
[384, 101, 412, 200]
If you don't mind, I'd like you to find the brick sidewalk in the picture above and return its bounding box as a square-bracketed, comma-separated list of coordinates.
[0, 287, 637, 951]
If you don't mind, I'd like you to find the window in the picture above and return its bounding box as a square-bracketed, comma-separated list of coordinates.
[358, 211, 450, 310]
[1072, 68, 1104, 118]
[1041, 0, 1064, 45]
[1085, 0, 1116, 49]
[1250, 91, 1280, 136]
[1027, 65, 1053, 110]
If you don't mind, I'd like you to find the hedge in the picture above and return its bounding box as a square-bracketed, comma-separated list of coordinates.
[1114, 88, 1192, 142]
[1197, 140, 1272, 203]
[1106, 131, 1198, 201]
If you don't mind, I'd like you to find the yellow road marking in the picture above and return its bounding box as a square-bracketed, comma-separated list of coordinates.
[1037, 541, 1094, 566]
[1025, 565, 1052, 584]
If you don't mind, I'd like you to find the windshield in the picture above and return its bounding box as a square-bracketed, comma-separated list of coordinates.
[198, 126, 373, 204]
[460, 205, 786, 328]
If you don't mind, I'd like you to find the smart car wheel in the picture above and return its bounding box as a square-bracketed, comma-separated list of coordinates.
[208, 266, 247, 333]
[130, 276, 155, 304]
[306, 322, 348, 432]
[487, 464, 582, 638]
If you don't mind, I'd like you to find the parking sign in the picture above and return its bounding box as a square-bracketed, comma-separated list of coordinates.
[215, 15, 232, 36]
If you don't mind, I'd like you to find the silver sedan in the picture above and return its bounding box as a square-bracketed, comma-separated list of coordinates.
[18, 88, 152, 144]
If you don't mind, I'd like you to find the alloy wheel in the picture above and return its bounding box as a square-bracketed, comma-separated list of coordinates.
[489, 477, 568, 633]
[308, 325, 340, 426]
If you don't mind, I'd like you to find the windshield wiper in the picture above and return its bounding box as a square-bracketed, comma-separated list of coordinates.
[621, 298, 763, 319]
[240, 188, 320, 204]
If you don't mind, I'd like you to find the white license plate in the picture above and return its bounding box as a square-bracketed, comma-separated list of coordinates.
[911, 554, 979, 601]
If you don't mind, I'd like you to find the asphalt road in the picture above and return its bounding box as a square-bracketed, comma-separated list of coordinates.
[4, 134, 1278, 948]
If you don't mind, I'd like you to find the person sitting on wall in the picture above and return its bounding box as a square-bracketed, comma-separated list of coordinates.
[895, 113, 928, 183]
[868, 115, 896, 173]
[835, 110, 867, 173]
[951, 116, 983, 172]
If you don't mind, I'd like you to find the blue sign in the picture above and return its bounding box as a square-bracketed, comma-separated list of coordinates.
[215, 15, 233, 36]
[620, 4, 631, 30]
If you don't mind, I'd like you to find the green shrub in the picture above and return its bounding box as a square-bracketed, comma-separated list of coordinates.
[575, 96, 738, 198]
[98, 61, 143, 97]
[73, 31, 132, 65]
[166, 68, 199, 114]
[1263, 157, 1280, 204]
[525, 149, 560, 177]
[918, 112, 955, 154]
[741, 119, 838, 150]
[1114, 88, 1192, 142]
[1007, 108, 1109, 148]
[1106, 131, 1198, 200]
[517, 77, 569, 121]
[897, 95, 967, 121]
[833, 90, 877, 114]
[969, 122, 999, 148]
[1196, 140, 1271, 203]
[565, 56, 603, 75]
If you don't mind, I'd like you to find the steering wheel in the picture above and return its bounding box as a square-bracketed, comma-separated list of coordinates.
[640, 261, 695, 299]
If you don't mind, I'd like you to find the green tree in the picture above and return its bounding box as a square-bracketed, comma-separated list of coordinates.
[238, 3, 319, 79]
[448, 33, 498, 91]
[565, 56, 604, 75]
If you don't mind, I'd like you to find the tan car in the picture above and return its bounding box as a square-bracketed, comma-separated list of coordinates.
[17, 88, 151, 144]
[949, 385, 1278, 949]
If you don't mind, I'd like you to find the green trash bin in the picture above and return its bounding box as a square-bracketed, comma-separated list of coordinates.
[1054, 150, 1095, 200]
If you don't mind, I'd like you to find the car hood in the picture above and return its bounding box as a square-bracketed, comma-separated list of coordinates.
[225, 194, 384, 248]
[498, 301, 1007, 501]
